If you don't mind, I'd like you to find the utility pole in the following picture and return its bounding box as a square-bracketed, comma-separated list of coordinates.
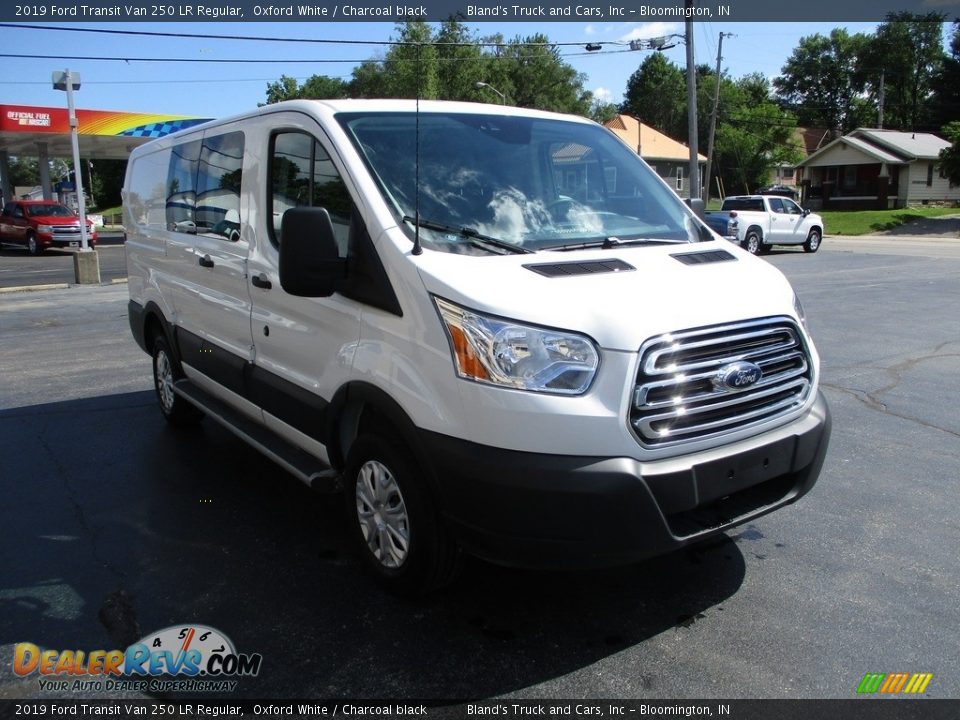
[704, 32, 734, 203]
[684, 3, 699, 200]
[878, 71, 885, 129]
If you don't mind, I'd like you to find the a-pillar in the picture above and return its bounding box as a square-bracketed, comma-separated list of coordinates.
[36, 142, 53, 200]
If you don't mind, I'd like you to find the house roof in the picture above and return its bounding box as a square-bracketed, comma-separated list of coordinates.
[796, 127, 950, 168]
[604, 115, 706, 163]
[852, 129, 950, 160]
[795, 127, 832, 156]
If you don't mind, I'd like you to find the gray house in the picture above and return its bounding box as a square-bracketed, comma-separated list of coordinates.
[795, 128, 958, 209]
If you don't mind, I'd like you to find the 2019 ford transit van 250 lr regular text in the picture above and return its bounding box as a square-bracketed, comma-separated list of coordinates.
[124, 100, 831, 593]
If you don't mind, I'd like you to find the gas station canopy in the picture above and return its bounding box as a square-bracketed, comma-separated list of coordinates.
[0, 104, 212, 160]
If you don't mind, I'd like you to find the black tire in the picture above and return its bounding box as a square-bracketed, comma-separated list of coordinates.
[344, 434, 461, 595]
[743, 230, 763, 255]
[804, 228, 822, 253]
[27, 232, 42, 256]
[151, 335, 203, 426]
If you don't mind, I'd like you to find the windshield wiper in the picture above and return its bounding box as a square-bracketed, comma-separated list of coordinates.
[545, 236, 689, 251]
[402, 215, 533, 255]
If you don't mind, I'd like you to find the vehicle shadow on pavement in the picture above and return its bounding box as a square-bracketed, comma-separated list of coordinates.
[0, 391, 747, 700]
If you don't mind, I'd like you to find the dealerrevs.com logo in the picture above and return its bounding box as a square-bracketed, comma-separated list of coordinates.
[14, 625, 262, 693]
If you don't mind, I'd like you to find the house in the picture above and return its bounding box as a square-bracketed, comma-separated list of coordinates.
[795, 128, 958, 209]
[603, 115, 706, 199]
[772, 128, 832, 190]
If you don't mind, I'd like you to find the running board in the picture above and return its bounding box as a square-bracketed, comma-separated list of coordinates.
[173, 379, 341, 493]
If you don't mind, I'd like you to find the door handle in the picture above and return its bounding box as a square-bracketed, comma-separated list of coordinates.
[251, 273, 272, 290]
[198, 254, 214, 268]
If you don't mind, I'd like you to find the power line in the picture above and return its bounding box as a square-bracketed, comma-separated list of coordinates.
[0, 22, 631, 49]
[0, 47, 634, 66]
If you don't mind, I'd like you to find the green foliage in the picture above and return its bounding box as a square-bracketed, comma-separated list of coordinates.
[774, 28, 872, 132]
[714, 76, 802, 195]
[819, 207, 960, 235]
[262, 21, 593, 116]
[938, 121, 960, 186]
[619, 53, 686, 139]
[261, 74, 350, 105]
[6, 156, 40, 187]
[863, 12, 945, 131]
[89, 159, 126, 210]
[932, 21, 960, 129]
[588, 100, 619, 125]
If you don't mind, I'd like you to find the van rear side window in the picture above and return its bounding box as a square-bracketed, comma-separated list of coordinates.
[164, 131, 244, 241]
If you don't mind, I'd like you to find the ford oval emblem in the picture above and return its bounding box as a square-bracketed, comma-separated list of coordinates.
[715, 361, 763, 391]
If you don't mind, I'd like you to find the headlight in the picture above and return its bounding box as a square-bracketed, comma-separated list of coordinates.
[36, 225, 53, 234]
[434, 297, 599, 395]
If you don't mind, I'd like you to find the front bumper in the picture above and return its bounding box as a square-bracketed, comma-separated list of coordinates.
[39, 232, 97, 248]
[424, 391, 831, 569]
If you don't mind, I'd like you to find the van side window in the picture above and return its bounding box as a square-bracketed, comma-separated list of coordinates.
[165, 132, 244, 240]
[197, 131, 244, 242]
[270, 131, 351, 256]
[167, 139, 201, 234]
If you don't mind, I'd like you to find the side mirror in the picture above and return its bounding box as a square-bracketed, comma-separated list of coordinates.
[279, 207, 347, 298]
[685, 197, 706, 220]
[802, 208, 811, 217]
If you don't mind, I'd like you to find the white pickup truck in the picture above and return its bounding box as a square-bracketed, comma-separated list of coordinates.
[704, 195, 824, 255]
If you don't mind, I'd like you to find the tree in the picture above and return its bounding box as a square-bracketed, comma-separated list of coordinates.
[265, 21, 593, 117]
[932, 21, 960, 130]
[714, 76, 803, 195]
[588, 100, 619, 125]
[862, 12, 946, 131]
[89, 159, 126, 210]
[938, 121, 960, 186]
[619, 53, 686, 138]
[495, 34, 592, 114]
[261, 74, 350, 105]
[773, 28, 872, 132]
[6, 156, 40, 187]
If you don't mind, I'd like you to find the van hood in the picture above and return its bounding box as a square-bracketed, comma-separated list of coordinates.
[30, 214, 90, 226]
[414, 240, 799, 351]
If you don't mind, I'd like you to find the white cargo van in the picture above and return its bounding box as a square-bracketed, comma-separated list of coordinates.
[124, 100, 830, 593]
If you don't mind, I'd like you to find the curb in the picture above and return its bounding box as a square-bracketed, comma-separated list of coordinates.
[0, 278, 127, 295]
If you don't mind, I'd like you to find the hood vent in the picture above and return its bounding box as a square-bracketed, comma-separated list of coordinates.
[524, 259, 635, 278]
[671, 250, 736, 265]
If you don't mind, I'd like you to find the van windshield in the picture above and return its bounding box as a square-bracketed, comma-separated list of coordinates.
[338, 112, 704, 254]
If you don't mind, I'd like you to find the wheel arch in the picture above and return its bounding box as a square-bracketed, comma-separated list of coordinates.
[325, 382, 440, 493]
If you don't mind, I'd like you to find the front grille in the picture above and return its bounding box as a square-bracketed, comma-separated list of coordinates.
[631, 317, 813, 447]
[51, 225, 82, 239]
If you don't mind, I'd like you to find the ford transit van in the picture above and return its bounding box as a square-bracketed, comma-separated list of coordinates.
[124, 100, 831, 593]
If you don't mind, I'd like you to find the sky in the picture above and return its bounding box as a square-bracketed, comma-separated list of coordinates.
[0, 20, 934, 120]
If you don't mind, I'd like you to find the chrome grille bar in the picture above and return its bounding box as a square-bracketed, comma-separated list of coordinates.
[631, 318, 813, 447]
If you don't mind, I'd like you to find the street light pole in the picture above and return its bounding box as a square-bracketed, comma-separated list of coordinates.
[684, 8, 700, 201]
[53, 69, 100, 284]
[476, 81, 508, 105]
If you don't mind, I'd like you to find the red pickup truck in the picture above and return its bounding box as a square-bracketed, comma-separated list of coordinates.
[0, 200, 98, 255]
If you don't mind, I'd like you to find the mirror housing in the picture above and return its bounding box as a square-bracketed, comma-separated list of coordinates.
[279, 207, 347, 298]
[685, 197, 706, 220]
[802, 208, 811, 217]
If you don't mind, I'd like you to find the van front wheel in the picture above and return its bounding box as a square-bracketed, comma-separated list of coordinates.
[344, 434, 460, 594]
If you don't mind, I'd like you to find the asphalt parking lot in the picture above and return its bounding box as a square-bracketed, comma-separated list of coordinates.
[0, 236, 958, 700]
[0, 234, 128, 289]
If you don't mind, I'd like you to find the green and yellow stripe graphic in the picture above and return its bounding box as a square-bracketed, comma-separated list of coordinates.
[857, 672, 933, 694]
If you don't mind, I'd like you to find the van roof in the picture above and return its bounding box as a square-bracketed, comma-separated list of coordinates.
[126, 99, 598, 157]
